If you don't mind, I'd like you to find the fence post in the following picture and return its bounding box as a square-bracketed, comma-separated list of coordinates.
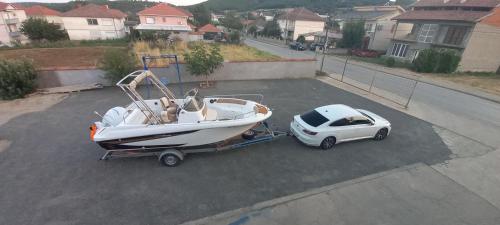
[405, 80, 419, 109]
[341, 56, 348, 82]
[369, 72, 377, 92]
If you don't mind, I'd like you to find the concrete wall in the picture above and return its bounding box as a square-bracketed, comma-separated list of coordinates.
[36, 60, 316, 88]
[62, 17, 126, 40]
[0, 6, 29, 46]
[459, 23, 500, 72]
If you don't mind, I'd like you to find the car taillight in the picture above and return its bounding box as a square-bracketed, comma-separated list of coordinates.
[303, 129, 317, 135]
[89, 123, 97, 141]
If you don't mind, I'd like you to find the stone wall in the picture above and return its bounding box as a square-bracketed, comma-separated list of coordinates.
[37, 60, 316, 88]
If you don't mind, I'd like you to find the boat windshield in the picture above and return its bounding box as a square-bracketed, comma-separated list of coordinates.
[184, 95, 204, 111]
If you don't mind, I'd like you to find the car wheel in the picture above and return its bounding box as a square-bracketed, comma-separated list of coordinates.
[320, 137, 336, 150]
[374, 128, 388, 141]
[160, 153, 181, 167]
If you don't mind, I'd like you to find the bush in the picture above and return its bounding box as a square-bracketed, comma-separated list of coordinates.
[296, 35, 306, 44]
[413, 48, 461, 73]
[435, 49, 460, 73]
[98, 49, 137, 83]
[20, 18, 68, 41]
[0, 59, 37, 100]
[385, 57, 396, 67]
[227, 31, 241, 44]
[413, 49, 438, 73]
[183, 43, 224, 87]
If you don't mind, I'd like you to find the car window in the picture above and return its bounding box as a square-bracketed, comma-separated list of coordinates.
[351, 119, 372, 125]
[300, 110, 328, 127]
[330, 118, 350, 126]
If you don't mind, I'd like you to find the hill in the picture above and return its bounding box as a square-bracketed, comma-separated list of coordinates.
[202, 0, 415, 13]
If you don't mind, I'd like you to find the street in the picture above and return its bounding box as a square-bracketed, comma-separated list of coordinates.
[245, 38, 500, 148]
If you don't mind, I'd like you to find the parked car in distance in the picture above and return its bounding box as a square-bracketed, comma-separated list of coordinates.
[289, 42, 306, 51]
[309, 43, 324, 51]
[290, 104, 391, 150]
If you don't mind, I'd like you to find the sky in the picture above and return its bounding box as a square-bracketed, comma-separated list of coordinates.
[5, 0, 207, 6]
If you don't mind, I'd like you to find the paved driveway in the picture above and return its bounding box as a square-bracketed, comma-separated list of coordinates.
[0, 79, 450, 225]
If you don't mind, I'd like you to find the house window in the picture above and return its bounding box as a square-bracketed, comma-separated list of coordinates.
[390, 43, 409, 57]
[87, 19, 98, 25]
[443, 26, 467, 45]
[417, 24, 438, 43]
[146, 17, 155, 24]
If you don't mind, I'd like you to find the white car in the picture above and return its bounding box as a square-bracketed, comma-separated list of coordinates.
[290, 104, 391, 150]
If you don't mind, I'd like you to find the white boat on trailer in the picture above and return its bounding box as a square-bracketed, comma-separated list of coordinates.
[90, 70, 286, 166]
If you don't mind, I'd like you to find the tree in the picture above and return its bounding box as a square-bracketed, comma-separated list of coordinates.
[339, 21, 365, 49]
[262, 20, 281, 38]
[183, 43, 224, 87]
[296, 35, 306, 44]
[20, 18, 68, 41]
[247, 25, 257, 34]
[227, 31, 241, 44]
[99, 48, 137, 83]
[189, 4, 211, 26]
[220, 12, 243, 31]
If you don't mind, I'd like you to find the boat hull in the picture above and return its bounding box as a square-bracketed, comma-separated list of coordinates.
[96, 123, 257, 150]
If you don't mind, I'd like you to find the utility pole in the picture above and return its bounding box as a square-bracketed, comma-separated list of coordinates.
[284, 11, 289, 44]
[320, 14, 331, 73]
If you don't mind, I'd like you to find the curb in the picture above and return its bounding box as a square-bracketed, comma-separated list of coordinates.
[180, 163, 426, 225]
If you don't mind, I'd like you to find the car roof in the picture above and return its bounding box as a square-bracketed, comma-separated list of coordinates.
[315, 104, 362, 121]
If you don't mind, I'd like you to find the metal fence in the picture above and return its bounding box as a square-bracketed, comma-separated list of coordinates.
[320, 56, 419, 108]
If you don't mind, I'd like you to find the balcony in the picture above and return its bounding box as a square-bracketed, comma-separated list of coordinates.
[9, 31, 21, 38]
[5, 18, 19, 24]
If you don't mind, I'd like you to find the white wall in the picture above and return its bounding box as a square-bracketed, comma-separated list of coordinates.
[62, 17, 126, 40]
[293, 20, 324, 40]
[0, 6, 29, 45]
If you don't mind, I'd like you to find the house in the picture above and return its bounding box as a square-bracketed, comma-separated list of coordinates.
[61, 4, 127, 40]
[388, 0, 500, 72]
[24, 5, 63, 29]
[136, 3, 193, 41]
[309, 31, 343, 46]
[276, 7, 325, 41]
[198, 23, 222, 40]
[0, 2, 28, 46]
[334, 6, 408, 51]
[211, 13, 224, 23]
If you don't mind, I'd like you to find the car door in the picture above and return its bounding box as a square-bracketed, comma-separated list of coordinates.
[349, 118, 378, 139]
[327, 118, 357, 142]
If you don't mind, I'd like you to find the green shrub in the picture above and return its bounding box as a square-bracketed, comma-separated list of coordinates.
[20, 18, 68, 41]
[413, 49, 438, 73]
[227, 31, 241, 44]
[435, 49, 461, 73]
[385, 57, 396, 67]
[0, 59, 37, 100]
[296, 35, 306, 44]
[184, 43, 224, 86]
[98, 49, 137, 83]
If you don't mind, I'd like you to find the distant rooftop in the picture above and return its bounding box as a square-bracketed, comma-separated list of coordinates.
[278, 7, 324, 22]
[61, 4, 126, 19]
[24, 5, 61, 16]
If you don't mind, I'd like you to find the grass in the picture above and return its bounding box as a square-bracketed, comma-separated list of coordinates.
[132, 41, 281, 67]
[348, 55, 413, 69]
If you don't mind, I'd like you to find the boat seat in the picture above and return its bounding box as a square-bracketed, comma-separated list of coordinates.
[161, 107, 177, 123]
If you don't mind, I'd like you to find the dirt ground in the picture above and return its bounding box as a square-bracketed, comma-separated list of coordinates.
[425, 74, 500, 96]
[0, 47, 126, 69]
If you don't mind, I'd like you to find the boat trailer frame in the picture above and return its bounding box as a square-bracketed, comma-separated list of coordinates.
[98, 122, 289, 167]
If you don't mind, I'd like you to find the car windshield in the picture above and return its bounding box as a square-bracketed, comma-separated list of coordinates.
[358, 110, 375, 122]
[300, 110, 329, 127]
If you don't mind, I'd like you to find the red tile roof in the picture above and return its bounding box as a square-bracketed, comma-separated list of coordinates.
[481, 7, 500, 27]
[25, 5, 61, 16]
[392, 9, 491, 22]
[198, 23, 221, 33]
[61, 4, 126, 19]
[279, 7, 324, 22]
[413, 0, 500, 8]
[0, 2, 19, 10]
[177, 7, 193, 17]
[137, 3, 192, 17]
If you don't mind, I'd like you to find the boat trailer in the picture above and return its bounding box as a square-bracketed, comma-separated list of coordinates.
[99, 122, 289, 167]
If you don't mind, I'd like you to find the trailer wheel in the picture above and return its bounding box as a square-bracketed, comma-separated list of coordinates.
[160, 153, 182, 167]
[242, 130, 256, 140]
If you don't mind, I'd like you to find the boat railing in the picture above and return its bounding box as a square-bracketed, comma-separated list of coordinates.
[205, 94, 264, 104]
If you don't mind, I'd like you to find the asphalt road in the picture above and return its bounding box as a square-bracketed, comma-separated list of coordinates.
[245, 39, 500, 148]
[0, 79, 450, 225]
